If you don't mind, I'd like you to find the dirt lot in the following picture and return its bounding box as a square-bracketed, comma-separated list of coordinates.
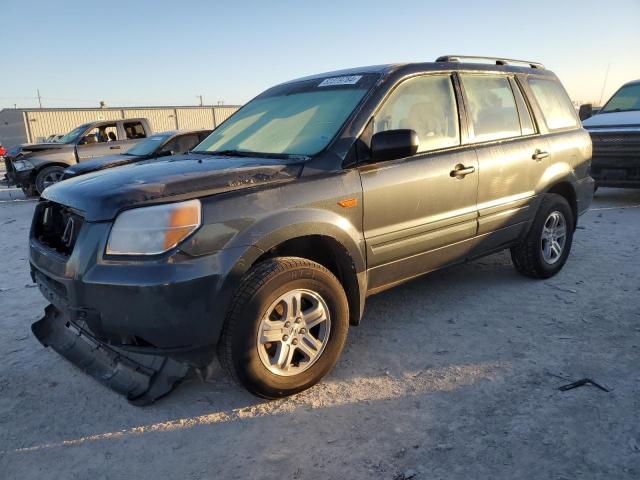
[1, 189, 639, 479]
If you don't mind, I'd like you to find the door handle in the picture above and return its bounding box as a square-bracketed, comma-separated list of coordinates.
[109, 145, 121, 150]
[532, 149, 549, 161]
[450, 164, 476, 179]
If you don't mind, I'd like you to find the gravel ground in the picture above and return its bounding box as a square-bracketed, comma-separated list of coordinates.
[1, 189, 639, 479]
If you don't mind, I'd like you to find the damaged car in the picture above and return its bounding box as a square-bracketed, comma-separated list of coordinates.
[60, 129, 213, 180]
[29, 56, 593, 405]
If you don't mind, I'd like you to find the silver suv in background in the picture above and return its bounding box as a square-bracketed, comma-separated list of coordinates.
[4, 118, 151, 195]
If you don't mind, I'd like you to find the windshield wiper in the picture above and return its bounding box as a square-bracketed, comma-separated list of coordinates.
[189, 149, 309, 161]
[208, 149, 255, 157]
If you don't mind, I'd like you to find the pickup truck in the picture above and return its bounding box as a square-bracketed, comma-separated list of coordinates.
[580, 79, 640, 189]
[4, 118, 152, 195]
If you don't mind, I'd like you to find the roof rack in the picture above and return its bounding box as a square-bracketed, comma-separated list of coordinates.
[435, 55, 545, 70]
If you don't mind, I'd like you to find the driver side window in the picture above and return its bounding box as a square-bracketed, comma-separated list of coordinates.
[374, 75, 460, 153]
[81, 124, 118, 144]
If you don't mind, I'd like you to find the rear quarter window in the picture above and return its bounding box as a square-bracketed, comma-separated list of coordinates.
[527, 78, 578, 131]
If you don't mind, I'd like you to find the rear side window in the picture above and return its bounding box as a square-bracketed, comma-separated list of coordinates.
[461, 74, 521, 142]
[527, 78, 578, 130]
[374, 75, 460, 153]
[124, 121, 147, 139]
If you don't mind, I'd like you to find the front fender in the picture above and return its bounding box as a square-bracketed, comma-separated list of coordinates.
[227, 208, 366, 273]
[27, 152, 76, 169]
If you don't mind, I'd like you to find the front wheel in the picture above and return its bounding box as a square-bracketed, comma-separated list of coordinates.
[35, 166, 65, 195]
[511, 193, 575, 279]
[218, 257, 349, 399]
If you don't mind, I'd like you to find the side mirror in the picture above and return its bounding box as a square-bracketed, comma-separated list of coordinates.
[370, 129, 419, 162]
[579, 104, 593, 121]
[157, 150, 174, 158]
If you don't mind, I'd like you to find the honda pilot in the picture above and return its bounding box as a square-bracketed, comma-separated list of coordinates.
[29, 56, 594, 404]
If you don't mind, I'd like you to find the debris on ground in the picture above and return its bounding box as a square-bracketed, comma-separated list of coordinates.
[559, 378, 610, 393]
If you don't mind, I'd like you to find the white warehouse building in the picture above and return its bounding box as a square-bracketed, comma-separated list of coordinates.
[0, 105, 240, 148]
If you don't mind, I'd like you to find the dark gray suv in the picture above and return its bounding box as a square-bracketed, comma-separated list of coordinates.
[29, 56, 594, 404]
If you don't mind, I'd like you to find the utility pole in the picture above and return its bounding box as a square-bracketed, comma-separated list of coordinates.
[197, 95, 204, 106]
[598, 64, 610, 106]
[37, 89, 43, 108]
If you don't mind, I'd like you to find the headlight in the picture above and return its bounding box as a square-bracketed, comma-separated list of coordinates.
[106, 199, 201, 255]
[12, 159, 34, 171]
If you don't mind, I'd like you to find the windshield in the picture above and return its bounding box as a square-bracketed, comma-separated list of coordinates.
[57, 125, 89, 144]
[601, 83, 640, 113]
[194, 74, 377, 157]
[125, 134, 171, 156]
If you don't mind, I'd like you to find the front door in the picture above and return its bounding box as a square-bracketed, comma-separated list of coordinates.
[359, 74, 479, 291]
[76, 123, 126, 160]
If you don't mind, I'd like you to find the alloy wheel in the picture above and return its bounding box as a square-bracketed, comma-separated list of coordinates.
[540, 210, 567, 264]
[256, 289, 331, 376]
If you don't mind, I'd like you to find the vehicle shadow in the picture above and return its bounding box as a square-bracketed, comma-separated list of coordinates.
[592, 186, 640, 207]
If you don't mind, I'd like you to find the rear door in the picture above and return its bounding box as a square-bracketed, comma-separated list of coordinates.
[458, 73, 548, 254]
[359, 74, 479, 291]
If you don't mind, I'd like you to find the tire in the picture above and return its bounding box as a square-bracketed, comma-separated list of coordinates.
[510, 193, 574, 279]
[218, 257, 349, 399]
[35, 166, 65, 195]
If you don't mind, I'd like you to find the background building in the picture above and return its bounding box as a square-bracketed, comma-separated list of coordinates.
[0, 105, 240, 148]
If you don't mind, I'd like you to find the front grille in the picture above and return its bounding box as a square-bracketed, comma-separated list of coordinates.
[590, 131, 640, 159]
[33, 201, 84, 256]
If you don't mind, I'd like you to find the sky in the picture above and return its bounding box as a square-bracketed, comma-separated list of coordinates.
[1, 0, 639, 110]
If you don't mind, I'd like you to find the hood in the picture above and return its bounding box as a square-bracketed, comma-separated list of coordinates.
[582, 110, 640, 129]
[65, 153, 138, 177]
[10, 142, 73, 158]
[42, 153, 303, 221]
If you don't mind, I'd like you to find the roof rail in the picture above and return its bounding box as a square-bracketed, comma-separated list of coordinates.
[436, 55, 545, 70]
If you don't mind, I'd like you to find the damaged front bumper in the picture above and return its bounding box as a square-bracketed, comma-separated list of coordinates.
[32, 304, 190, 405]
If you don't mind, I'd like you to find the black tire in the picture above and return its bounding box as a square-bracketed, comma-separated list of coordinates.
[218, 257, 349, 399]
[35, 166, 65, 195]
[510, 193, 575, 279]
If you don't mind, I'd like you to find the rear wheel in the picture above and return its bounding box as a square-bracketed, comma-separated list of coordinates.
[510, 193, 574, 279]
[218, 257, 349, 398]
[35, 166, 65, 195]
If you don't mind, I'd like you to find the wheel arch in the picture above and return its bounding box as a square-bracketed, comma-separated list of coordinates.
[545, 180, 578, 229]
[253, 234, 365, 326]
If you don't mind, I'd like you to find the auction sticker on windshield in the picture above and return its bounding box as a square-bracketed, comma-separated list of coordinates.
[318, 75, 362, 87]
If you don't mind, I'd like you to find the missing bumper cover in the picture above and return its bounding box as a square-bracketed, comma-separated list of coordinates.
[32, 304, 189, 406]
